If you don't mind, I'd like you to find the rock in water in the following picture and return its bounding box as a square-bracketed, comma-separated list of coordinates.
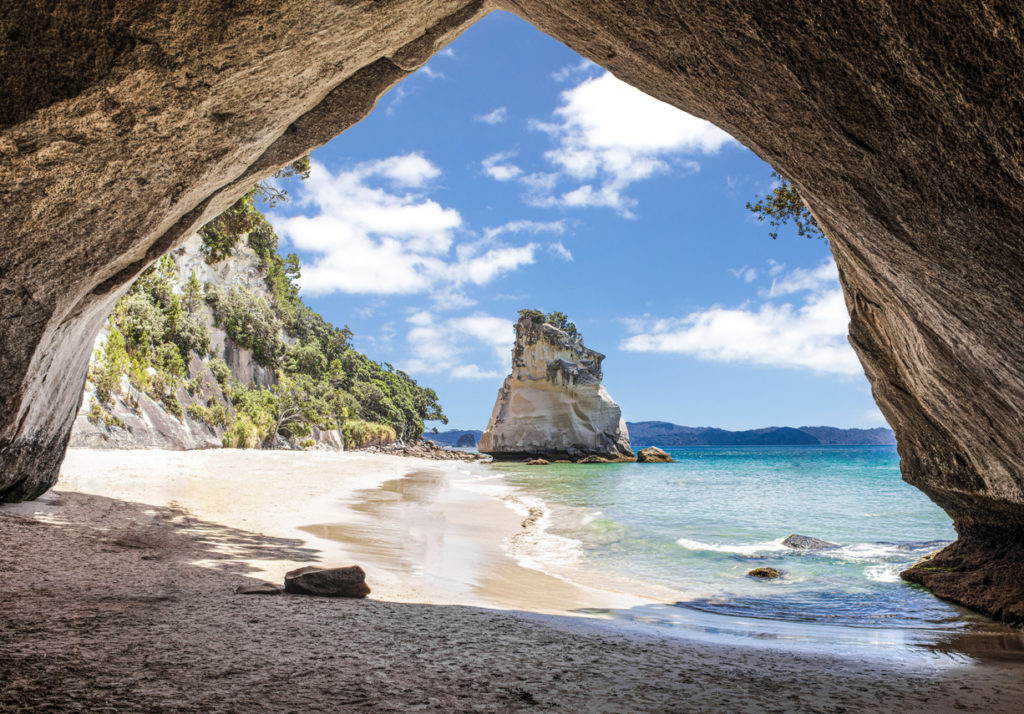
[782, 534, 839, 550]
[636, 447, 674, 463]
[478, 315, 634, 462]
[283, 566, 370, 598]
[748, 567, 782, 579]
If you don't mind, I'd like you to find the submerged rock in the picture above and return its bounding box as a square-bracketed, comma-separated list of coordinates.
[636, 447, 674, 463]
[747, 567, 782, 579]
[782, 534, 839, 550]
[478, 314, 634, 462]
[284, 565, 370, 598]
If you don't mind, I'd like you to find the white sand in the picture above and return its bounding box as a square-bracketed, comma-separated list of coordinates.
[1, 447, 1022, 712]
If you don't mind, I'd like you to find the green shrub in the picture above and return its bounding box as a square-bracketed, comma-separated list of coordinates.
[205, 285, 284, 367]
[186, 401, 228, 428]
[343, 420, 397, 448]
[87, 399, 124, 429]
[208, 357, 232, 388]
[162, 394, 183, 420]
[223, 414, 261, 449]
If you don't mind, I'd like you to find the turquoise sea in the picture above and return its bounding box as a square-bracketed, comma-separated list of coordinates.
[488, 445, 1024, 655]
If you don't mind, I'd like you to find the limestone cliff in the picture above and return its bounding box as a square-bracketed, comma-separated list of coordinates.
[479, 315, 633, 461]
[69, 234, 342, 451]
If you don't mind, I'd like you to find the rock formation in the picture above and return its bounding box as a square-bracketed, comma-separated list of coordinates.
[68, 233, 343, 452]
[283, 565, 370, 598]
[636, 447, 674, 463]
[3, 1, 1024, 620]
[478, 315, 633, 462]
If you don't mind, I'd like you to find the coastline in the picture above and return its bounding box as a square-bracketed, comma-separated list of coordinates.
[2, 448, 1024, 711]
[53, 448, 653, 615]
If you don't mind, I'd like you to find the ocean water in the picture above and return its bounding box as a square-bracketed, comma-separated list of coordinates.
[487, 445, 1014, 650]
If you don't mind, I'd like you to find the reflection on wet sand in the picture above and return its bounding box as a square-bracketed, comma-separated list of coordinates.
[301, 470, 636, 615]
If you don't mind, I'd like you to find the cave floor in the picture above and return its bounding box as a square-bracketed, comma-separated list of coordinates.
[2, 490, 1022, 713]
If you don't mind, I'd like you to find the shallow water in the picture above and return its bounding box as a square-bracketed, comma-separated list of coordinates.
[488, 445, 1024, 660]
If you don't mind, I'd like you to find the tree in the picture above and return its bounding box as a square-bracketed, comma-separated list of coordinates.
[746, 172, 824, 240]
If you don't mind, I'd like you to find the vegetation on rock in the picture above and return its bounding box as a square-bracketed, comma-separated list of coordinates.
[746, 172, 823, 240]
[88, 159, 446, 448]
[517, 308, 578, 337]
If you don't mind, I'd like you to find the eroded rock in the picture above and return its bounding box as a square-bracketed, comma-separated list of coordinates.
[478, 315, 634, 462]
[782, 535, 839, 551]
[283, 565, 370, 598]
[636, 447, 674, 463]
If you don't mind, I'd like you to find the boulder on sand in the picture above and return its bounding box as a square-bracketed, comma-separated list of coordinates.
[636, 447, 674, 463]
[284, 565, 370, 598]
[782, 534, 839, 550]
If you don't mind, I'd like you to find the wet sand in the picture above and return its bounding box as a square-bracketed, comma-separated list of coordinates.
[1, 448, 1023, 712]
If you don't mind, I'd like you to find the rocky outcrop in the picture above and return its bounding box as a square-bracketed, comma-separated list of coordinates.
[67, 234, 342, 452]
[782, 535, 839, 551]
[479, 316, 633, 462]
[3, 1, 1024, 619]
[636, 447, 674, 463]
[284, 565, 370, 598]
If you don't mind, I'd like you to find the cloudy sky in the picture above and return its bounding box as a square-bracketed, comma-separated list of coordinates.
[266, 11, 886, 431]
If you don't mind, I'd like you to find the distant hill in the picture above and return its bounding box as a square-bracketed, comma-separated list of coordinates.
[424, 429, 483, 448]
[426, 424, 894, 449]
[626, 422, 896, 447]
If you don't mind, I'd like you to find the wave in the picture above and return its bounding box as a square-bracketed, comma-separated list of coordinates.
[675, 537, 788, 555]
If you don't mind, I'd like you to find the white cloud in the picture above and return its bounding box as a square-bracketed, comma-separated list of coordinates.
[551, 60, 597, 83]
[475, 106, 508, 125]
[729, 265, 758, 283]
[272, 158, 557, 301]
[403, 312, 512, 380]
[547, 242, 573, 261]
[486, 72, 735, 216]
[482, 151, 522, 181]
[765, 260, 837, 297]
[621, 259, 862, 376]
[418, 65, 445, 80]
[482, 219, 565, 241]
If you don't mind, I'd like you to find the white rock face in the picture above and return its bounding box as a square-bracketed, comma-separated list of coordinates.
[479, 316, 633, 461]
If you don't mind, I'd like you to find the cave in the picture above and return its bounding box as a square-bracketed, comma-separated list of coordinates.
[2, 1, 1024, 623]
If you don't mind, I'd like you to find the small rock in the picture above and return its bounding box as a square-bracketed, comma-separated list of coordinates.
[576, 455, 610, 464]
[782, 534, 840, 550]
[236, 581, 283, 595]
[526, 458, 551, 465]
[748, 567, 782, 579]
[636, 446, 674, 463]
[284, 565, 370, 598]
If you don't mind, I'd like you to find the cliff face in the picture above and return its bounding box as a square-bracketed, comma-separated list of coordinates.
[68, 234, 342, 451]
[479, 316, 633, 461]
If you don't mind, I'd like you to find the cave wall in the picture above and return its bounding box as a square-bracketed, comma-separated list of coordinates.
[2, 1, 1023, 617]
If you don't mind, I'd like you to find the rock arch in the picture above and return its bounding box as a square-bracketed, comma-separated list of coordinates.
[2, 1, 1023, 620]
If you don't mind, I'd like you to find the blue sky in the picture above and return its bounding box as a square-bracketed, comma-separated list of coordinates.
[265, 11, 887, 432]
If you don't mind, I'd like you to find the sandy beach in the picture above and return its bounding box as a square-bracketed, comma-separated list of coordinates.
[2, 448, 1023, 712]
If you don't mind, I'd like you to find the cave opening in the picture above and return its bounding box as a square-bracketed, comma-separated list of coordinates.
[60, 10, 978, 643]
[3, 8, 1024, 696]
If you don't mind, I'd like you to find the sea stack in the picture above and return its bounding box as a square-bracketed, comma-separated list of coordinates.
[479, 311, 634, 462]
